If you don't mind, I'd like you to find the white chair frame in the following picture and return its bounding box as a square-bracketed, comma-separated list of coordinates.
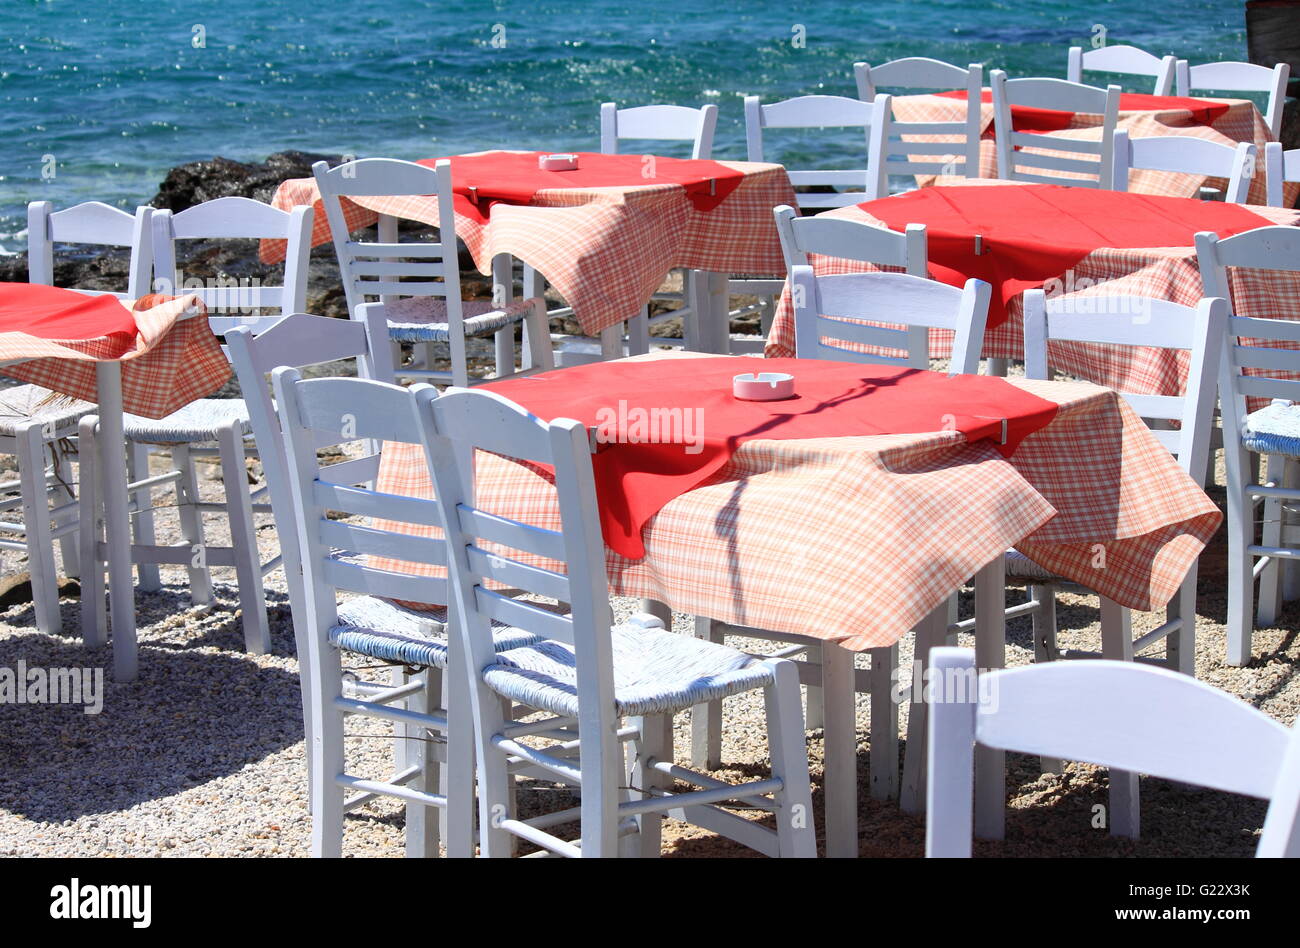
[1176, 60, 1290, 139]
[1198, 226, 1300, 666]
[421, 384, 817, 857]
[854, 57, 984, 182]
[1066, 44, 1176, 95]
[989, 71, 1121, 189]
[926, 648, 1300, 856]
[1264, 142, 1300, 209]
[1112, 130, 1256, 202]
[314, 157, 554, 386]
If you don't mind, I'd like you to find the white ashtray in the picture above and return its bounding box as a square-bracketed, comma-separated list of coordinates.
[733, 372, 795, 400]
[538, 153, 579, 171]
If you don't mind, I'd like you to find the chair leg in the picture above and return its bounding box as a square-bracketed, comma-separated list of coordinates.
[127, 443, 161, 592]
[1257, 453, 1285, 626]
[631, 712, 672, 857]
[868, 643, 899, 801]
[53, 440, 78, 581]
[578, 720, 624, 858]
[627, 308, 651, 356]
[472, 683, 514, 858]
[311, 647, 347, 858]
[1165, 572, 1197, 676]
[172, 444, 213, 606]
[403, 667, 441, 858]
[76, 417, 106, 648]
[764, 659, 817, 857]
[1224, 442, 1256, 666]
[216, 424, 270, 654]
[804, 642, 824, 731]
[820, 640, 857, 856]
[439, 663, 475, 858]
[1100, 596, 1139, 839]
[1028, 583, 1063, 773]
[690, 617, 723, 770]
[901, 604, 948, 814]
[17, 422, 61, 634]
[522, 300, 555, 372]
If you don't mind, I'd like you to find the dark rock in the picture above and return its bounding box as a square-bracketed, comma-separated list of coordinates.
[150, 150, 347, 212]
[0, 572, 80, 608]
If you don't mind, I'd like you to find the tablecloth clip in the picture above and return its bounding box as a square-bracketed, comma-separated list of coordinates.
[467, 185, 479, 204]
[709, 178, 716, 196]
[974, 234, 986, 255]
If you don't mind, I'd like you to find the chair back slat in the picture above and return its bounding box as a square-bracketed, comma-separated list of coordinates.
[1264, 143, 1300, 208]
[318, 518, 447, 567]
[774, 205, 927, 275]
[599, 102, 718, 159]
[1176, 61, 1290, 138]
[457, 505, 568, 562]
[990, 72, 1120, 188]
[1067, 45, 1176, 94]
[1113, 131, 1255, 201]
[855, 59, 984, 179]
[27, 200, 153, 298]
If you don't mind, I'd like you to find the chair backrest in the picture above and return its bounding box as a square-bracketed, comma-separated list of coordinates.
[227, 307, 395, 628]
[989, 71, 1120, 189]
[1265, 142, 1300, 209]
[598, 102, 718, 159]
[744, 94, 892, 208]
[419, 386, 621, 818]
[1066, 44, 1176, 95]
[272, 369, 451, 670]
[1112, 130, 1256, 203]
[774, 204, 927, 275]
[152, 197, 313, 332]
[925, 647, 1300, 857]
[1196, 226, 1300, 307]
[853, 58, 984, 180]
[1021, 288, 1226, 482]
[312, 157, 463, 322]
[27, 200, 153, 299]
[1176, 60, 1290, 138]
[790, 265, 990, 374]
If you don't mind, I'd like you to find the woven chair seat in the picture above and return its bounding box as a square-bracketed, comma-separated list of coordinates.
[383, 296, 539, 344]
[482, 621, 775, 718]
[1242, 400, 1300, 457]
[1004, 548, 1064, 582]
[123, 398, 251, 444]
[0, 384, 95, 438]
[329, 595, 539, 669]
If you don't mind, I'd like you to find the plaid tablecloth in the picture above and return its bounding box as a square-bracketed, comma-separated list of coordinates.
[369, 353, 1219, 651]
[261, 152, 795, 336]
[765, 181, 1300, 397]
[0, 293, 228, 418]
[892, 92, 1297, 207]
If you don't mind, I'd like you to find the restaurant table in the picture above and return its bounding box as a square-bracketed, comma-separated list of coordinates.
[368, 351, 1220, 856]
[0, 286, 226, 680]
[891, 89, 1297, 205]
[766, 181, 1300, 395]
[262, 150, 796, 352]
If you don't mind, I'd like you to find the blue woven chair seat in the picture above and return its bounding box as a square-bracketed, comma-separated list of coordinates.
[383, 296, 539, 344]
[0, 384, 94, 437]
[1243, 401, 1300, 457]
[1004, 548, 1061, 582]
[482, 622, 775, 718]
[330, 595, 539, 668]
[123, 398, 251, 444]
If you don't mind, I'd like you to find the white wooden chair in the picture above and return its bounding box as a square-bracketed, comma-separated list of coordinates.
[2, 201, 152, 635]
[727, 94, 894, 355]
[225, 308, 394, 779]
[78, 198, 313, 655]
[422, 385, 817, 857]
[1264, 142, 1300, 208]
[926, 648, 1300, 856]
[583, 102, 718, 358]
[1176, 60, 1290, 139]
[313, 157, 554, 386]
[1198, 226, 1300, 666]
[271, 370, 483, 857]
[944, 288, 1225, 838]
[1112, 130, 1256, 202]
[989, 71, 1121, 188]
[853, 57, 984, 184]
[1066, 44, 1176, 95]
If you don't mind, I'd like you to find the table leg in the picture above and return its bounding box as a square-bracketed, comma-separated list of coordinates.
[95, 362, 137, 681]
[687, 270, 729, 354]
[821, 640, 858, 857]
[973, 556, 1006, 839]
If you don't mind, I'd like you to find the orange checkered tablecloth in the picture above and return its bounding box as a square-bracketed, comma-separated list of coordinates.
[260, 151, 796, 336]
[369, 354, 1220, 651]
[891, 91, 1298, 206]
[764, 181, 1300, 397]
[0, 293, 228, 418]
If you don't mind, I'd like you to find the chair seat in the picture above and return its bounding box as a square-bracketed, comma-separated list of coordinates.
[330, 595, 539, 669]
[1242, 400, 1300, 457]
[1004, 548, 1063, 582]
[482, 621, 775, 718]
[0, 385, 94, 438]
[123, 398, 252, 444]
[383, 296, 540, 344]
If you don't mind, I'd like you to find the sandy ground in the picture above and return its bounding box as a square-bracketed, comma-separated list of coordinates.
[0, 358, 1296, 858]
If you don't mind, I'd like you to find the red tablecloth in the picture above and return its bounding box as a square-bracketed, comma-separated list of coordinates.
[0, 282, 140, 341]
[934, 89, 1233, 130]
[482, 356, 1058, 558]
[426, 152, 746, 223]
[861, 184, 1276, 325]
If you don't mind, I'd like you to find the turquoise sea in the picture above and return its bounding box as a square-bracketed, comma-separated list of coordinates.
[0, 0, 1256, 250]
